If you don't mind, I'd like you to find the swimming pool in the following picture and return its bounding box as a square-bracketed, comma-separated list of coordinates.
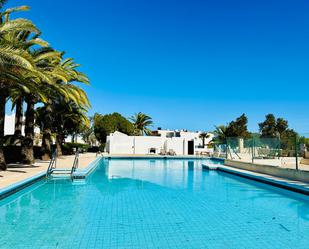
[0, 158, 308, 249]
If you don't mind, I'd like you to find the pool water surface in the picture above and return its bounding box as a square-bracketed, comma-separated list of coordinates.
[0, 158, 308, 249]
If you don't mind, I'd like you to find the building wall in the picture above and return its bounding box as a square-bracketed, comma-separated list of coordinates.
[4, 114, 15, 135]
[155, 129, 214, 148]
[134, 136, 163, 154]
[4, 114, 40, 136]
[106, 134, 192, 155]
[5, 114, 88, 145]
[165, 137, 186, 155]
[107, 135, 135, 154]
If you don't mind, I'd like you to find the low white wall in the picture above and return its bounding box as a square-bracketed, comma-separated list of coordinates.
[165, 137, 185, 155]
[134, 136, 163, 154]
[106, 135, 192, 155]
[107, 136, 134, 154]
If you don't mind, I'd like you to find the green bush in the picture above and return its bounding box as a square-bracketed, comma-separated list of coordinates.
[62, 143, 90, 155]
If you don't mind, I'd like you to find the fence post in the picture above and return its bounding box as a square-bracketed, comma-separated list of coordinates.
[225, 139, 228, 159]
[251, 137, 254, 164]
[295, 136, 298, 170]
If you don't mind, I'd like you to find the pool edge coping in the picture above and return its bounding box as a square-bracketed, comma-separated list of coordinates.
[0, 157, 103, 199]
[72, 156, 102, 179]
[0, 171, 46, 200]
[202, 163, 309, 196]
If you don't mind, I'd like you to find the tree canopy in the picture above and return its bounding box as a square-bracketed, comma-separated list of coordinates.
[130, 112, 153, 136]
[0, 1, 90, 168]
[225, 114, 250, 138]
[93, 112, 134, 143]
[259, 114, 290, 138]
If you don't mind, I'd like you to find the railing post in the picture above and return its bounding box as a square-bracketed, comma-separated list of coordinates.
[251, 137, 254, 165]
[55, 149, 58, 168]
[295, 136, 298, 170]
[225, 141, 228, 159]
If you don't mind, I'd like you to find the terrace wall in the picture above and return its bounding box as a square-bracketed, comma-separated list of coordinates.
[225, 159, 309, 183]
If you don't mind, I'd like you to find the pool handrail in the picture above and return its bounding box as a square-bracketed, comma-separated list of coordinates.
[70, 150, 80, 180]
[46, 149, 57, 177]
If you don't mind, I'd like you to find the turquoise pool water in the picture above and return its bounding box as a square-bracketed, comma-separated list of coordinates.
[0, 158, 309, 249]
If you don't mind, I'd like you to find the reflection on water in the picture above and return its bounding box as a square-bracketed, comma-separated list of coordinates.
[105, 159, 207, 190]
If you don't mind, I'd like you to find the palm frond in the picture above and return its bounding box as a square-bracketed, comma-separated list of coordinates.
[0, 18, 39, 34]
[0, 46, 34, 70]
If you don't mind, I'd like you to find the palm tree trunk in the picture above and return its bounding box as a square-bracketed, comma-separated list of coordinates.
[41, 130, 51, 160]
[21, 98, 35, 165]
[56, 134, 63, 156]
[0, 93, 7, 170]
[41, 104, 52, 160]
[71, 133, 76, 143]
[14, 97, 23, 137]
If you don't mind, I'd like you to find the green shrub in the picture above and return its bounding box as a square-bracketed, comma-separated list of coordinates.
[62, 143, 90, 155]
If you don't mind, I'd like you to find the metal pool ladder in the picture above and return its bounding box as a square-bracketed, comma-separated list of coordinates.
[46, 149, 58, 177]
[70, 150, 79, 180]
[46, 149, 79, 179]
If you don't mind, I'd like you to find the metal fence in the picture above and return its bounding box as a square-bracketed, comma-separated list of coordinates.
[213, 135, 307, 170]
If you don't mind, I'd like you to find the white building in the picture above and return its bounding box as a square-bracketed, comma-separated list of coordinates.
[4, 114, 87, 145]
[4, 114, 40, 136]
[105, 129, 214, 155]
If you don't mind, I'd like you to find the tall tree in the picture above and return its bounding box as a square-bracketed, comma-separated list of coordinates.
[259, 114, 289, 138]
[94, 113, 134, 144]
[259, 114, 297, 150]
[0, 2, 90, 167]
[225, 114, 250, 138]
[130, 112, 153, 136]
[259, 114, 277, 137]
[213, 125, 228, 144]
[14, 97, 23, 137]
[276, 118, 288, 137]
[34, 53, 90, 160]
[0, 4, 44, 169]
[199, 132, 211, 147]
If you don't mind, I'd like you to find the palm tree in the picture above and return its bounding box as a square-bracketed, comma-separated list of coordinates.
[38, 55, 90, 160]
[0, 2, 90, 167]
[55, 100, 90, 156]
[79, 116, 96, 146]
[129, 112, 153, 136]
[17, 48, 56, 164]
[199, 132, 211, 147]
[213, 125, 228, 144]
[0, 4, 44, 169]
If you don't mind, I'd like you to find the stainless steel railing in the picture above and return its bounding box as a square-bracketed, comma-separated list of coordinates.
[46, 149, 57, 177]
[70, 150, 79, 180]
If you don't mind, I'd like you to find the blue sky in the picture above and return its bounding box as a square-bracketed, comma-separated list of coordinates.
[7, 0, 309, 134]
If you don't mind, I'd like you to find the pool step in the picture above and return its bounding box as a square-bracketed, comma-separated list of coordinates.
[202, 164, 219, 170]
[52, 169, 71, 173]
[49, 169, 72, 178]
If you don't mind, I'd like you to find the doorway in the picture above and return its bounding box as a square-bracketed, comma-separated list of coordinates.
[188, 140, 194, 155]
